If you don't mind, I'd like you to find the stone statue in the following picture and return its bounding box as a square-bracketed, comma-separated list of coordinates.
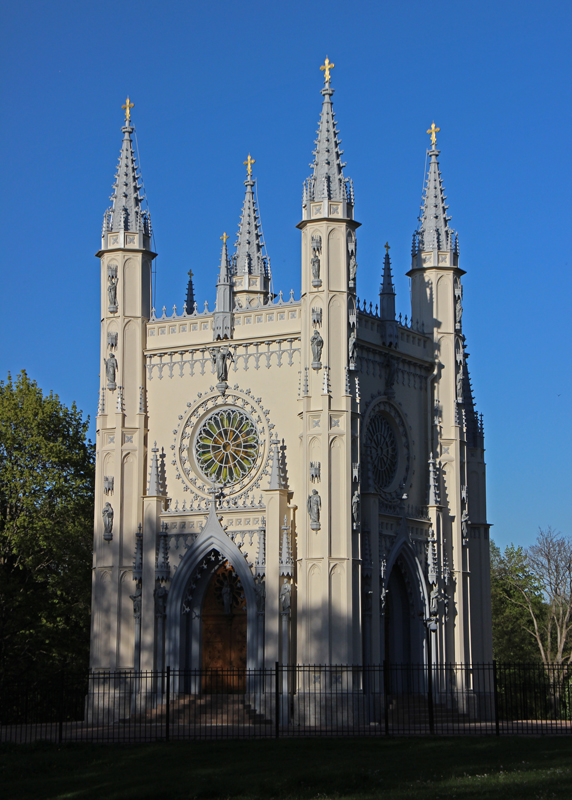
[349, 253, 357, 283]
[221, 580, 232, 614]
[154, 585, 168, 618]
[456, 368, 463, 402]
[102, 502, 114, 537]
[352, 490, 360, 525]
[311, 253, 320, 281]
[280, 581, 291, 612]
[254, 576, 266, 612]
[384, 354, 398, 393]
[461, 510, 469, 543]
[380, 585, 387, 615]
[104, 353, 117, 386]
[307, 489, 321, 528]
[430, 584, 440, 616]
[210, 346, 234, 383]
[348, 327, 357, 362]
[108, 273, 118, 307]
[310, 330, 323, 365]
[456, 296, 463, 326]
[130, 585, 142, 620]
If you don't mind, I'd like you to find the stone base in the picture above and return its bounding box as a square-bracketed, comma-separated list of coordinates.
[312, 280, 322, 288]
[311, 362, 322, 371]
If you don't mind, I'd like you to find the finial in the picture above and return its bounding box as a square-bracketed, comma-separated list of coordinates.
[427, 122, 440, 149]
[243, 154, 255, 178]
[221, 232, 229, 245]
[384, 242, 390, 254]
[320, 57, 335, 84]
[122, 96, 134, 124]
[187, 268, 193, 279]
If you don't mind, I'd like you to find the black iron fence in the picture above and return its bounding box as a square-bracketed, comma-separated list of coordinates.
[1, 662, 571, 743]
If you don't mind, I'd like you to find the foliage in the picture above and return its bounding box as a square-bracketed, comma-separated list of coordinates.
[0, 371, 95, 682]
[490, 540, 544, 663]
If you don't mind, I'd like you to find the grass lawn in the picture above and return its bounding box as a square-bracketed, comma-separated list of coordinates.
[1, 736, 571, 800]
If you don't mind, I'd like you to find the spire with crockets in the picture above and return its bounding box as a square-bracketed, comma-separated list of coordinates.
[413, 123, 457, 254]
[302, 57, 353, 211]
[231, 154, 271, 304]
[213, 233, 233, 339]
[102, 97, 152, 238]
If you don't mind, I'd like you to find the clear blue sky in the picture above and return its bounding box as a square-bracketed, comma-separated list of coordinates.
[1, 0, 570, 550]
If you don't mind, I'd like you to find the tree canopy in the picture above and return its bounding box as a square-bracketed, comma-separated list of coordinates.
[0, 371, 95, 682]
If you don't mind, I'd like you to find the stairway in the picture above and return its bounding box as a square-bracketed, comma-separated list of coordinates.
[139, 694, 273, 726]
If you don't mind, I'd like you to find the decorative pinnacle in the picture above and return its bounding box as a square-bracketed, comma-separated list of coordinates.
[220, 232, 229, 245]
[243, 154, 255, 178]
[320, 57, 334, 84]
[384, 242, 390, 254]
[427, 122, 440, 149]
[122, 96, 134, 124]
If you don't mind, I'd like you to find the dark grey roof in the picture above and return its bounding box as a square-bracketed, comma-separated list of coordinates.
[304, 83, 351, 204]
[102, 122, 151, 236]
[414, 147, 456, 253]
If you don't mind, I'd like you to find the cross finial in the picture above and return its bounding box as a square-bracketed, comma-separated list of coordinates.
[384, 242, 390, 254]
[427, 122, 440, 149]
[243, 154, 255, 177]
[320, 57, 335, 84]
[221, 232, 229, 245]
[187, 268, 193, 279]
[122, 96, 134, 124]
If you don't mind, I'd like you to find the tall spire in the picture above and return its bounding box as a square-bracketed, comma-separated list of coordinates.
[413, 124, 456, 254]
[303, 58, 352, 212]
[379, 242, 396, 321]
[213, 233, 233, 339]
[184, 269, 195, 315]
[231, 156, 271, 304]
[102, 98, 151, 239]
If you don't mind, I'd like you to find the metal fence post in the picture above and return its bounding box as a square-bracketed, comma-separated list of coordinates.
[275, 661, 280, 739]
[383, 660, 389, 735]
[493, 660, 500, 736]
[58, 671, 65, 744]
[165, 666, 170, 742]
[426, 626, 434, 735]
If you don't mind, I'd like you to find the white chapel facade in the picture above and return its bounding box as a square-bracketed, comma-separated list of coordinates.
[90, 65, 492, 677]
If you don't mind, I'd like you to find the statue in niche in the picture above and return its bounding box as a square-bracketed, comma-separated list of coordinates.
[107, 273, 118, 307]
[280, 581, 291, 612]
[461, 510, 470, 544]
[311, 252, 321, 281]
[349, 252, 357, 284]
[254, 576, 266, 612]
[307, 489, 321, 529]
[102, 502, 114, 538]
[130, 585, 142, 620]
[221, 580, 232, 615]
[154, 585, 168, 618]
[384, 354, 398, 395]
[352, 490, 360, 526]
[104, 352, 118, 388]
[380, 584, 387, 615]
[456, 367, 463, 402]
[430, 584, 440, 616]
[456, 296, 463, 327]
[348, 327, 357, 363]
[310, 330, 323, 366]
[210, 346, 234, 384]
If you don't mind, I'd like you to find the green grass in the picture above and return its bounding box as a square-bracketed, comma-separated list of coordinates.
[1, 736, 571, 800]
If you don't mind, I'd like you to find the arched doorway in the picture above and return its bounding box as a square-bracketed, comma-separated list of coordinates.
[202, 562, 247, 692]
[385, 563, 412, 665]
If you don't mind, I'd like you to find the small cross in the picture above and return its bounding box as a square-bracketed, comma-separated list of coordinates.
[221, 232, 229, 245]
[427, 122, 440, 149]
[244, 154, 255, 177]
[384, 242, 390, 254]
[188, 268, 193, 279]
[320, 57, 335, 84]
[122, 96, 134, 124]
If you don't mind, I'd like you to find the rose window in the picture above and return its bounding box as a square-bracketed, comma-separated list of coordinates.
[366, 414, 399, 491]
[194, 408, 259, 486]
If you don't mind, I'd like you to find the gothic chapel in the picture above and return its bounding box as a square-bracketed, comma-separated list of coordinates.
[91, 62, 492, 683]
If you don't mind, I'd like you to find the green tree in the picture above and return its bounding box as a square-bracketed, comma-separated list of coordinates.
[0, 371, 95, 682]
[491, 540, 544, 663]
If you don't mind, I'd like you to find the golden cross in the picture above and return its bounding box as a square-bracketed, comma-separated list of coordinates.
[244, 154, 255, 177]
[220, 232, 229, 245]
[427, 122, 440, 148]
[320, 57, 335, 84]
[384, 242, 391, 254]
[188, 268, 193, 279]
[122, 96, 134, 123]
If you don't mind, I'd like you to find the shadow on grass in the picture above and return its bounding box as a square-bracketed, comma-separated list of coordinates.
[1, 737, 571, 800]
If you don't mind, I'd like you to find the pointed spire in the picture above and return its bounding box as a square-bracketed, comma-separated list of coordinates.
[428, 452, 441, 506]
[102, 99, 151, 238]
[268, 438, 288, 490]
[232, 158, 271, 303]
[321, 365, 331, 396]
[303, 61, 352, 213]
[379, 242, 396, 321]
[413, 125, 456, 254]
[461, 346, 482, 448]
[184, 269, 195, 315]
[213, 233, 233, 339]
[147, 442, 161, 496]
